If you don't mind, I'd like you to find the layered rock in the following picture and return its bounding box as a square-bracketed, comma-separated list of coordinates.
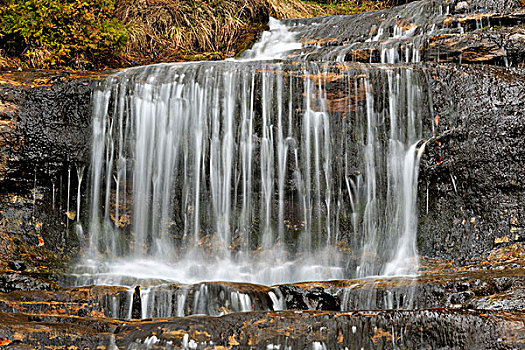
[0, 309, 522, 349]
[284, 0, 525, 65]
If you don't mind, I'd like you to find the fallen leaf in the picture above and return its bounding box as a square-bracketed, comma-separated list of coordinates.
[371, 328, 393, 344]
[337, 331, 344, 343]
[0, 339, 12, 346]
[494, 236, 509, 244]
[228, 335, 240, 346]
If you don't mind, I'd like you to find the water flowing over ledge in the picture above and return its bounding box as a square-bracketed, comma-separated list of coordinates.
[79, 56, 431, 286]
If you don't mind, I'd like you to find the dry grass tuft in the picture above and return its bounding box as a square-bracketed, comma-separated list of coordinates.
[115, 0, 330, 65]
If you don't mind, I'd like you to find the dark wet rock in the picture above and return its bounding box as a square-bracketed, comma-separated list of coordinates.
[0, 71, 104, 284]
[305, 287, 340, 310]
[448, 291, 475, 305]
[0, 312, 120, 349]
[0, 282, 278, 319]
[7, 261, 26, 272]
[285, 0, 525, 66]
[0, 309, 521, 349]
[418, 64, 525, 262]
[288, 270, 525, 312]
[131, 286, 142, 319]
[0, 273, 51, 294]
[0, 271, 523, 320]
[278, 284, 310, 310]
[424, 34, 506, 64]
[0, 72, 97, 187]
[0, 285, 129, 318]
[115, 309, 524, 349]
[278, 284, 340, 311]
[0, 61, 523, 284]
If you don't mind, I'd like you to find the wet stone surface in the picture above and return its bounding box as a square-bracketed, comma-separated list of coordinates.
[0, 71, 104, 282]
[419, 64, 525, 261]
[0, 309, 523, 349]
[0, 61, 523, 287]
[284, 0, 525, 66]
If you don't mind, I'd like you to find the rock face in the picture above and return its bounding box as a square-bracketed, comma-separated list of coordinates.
[419, 64, 525, 261]
[1, 267, 523, 318]
[276, 0, 525, 262]
[1, 0, 523, 274]
[0, 72, 98, 276]
[1, 67, 521, 275]
[284, 0, 525, 65]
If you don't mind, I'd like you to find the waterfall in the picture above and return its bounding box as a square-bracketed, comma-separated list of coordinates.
[80, 18, 431, 287]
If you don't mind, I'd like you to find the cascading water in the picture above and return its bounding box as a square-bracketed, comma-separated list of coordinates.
[75, 15, 431, 290]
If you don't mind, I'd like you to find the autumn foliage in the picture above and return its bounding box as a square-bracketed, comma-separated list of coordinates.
[0, 0, 128, 69]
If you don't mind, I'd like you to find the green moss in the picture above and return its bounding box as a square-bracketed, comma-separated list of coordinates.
[0, 0, 128, 69]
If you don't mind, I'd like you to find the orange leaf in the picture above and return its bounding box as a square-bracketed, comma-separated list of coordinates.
[434, 114, 440, 127]
[0, 339, 12, 346]
[38, 237, 44, 246]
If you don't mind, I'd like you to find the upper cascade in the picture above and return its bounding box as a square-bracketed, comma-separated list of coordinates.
[240, 17, 302, 60]
[274, 0, 521, 65]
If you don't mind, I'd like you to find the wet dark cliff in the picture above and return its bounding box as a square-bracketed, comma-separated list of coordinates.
[0, 72, 97, 289]
[1, 65, 523, 271]
[419, 64, 525, 262]
[0, 62, 524, 349]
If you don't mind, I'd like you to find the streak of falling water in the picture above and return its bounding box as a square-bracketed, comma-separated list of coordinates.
[89, 87, 111, 256]
[66, 166, 71, 231]
[76, 164, 85, 223]
[239, 72, 255, 253]
[52, 181, 56, 210]
[260, 69, 276, 249]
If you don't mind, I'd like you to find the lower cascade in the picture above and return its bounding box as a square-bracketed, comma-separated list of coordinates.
[77, 58, 431, 287]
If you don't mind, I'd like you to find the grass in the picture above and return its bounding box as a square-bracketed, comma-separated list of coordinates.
[114, 0, 322, 65]
[302, 0, 387, 16]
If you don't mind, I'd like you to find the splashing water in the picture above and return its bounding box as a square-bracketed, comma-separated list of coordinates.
[240, 17, 302, 60]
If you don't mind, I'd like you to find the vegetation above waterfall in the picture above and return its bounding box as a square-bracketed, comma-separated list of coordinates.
[0, 0, 387, 70]
[0, 0, 128, 70]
